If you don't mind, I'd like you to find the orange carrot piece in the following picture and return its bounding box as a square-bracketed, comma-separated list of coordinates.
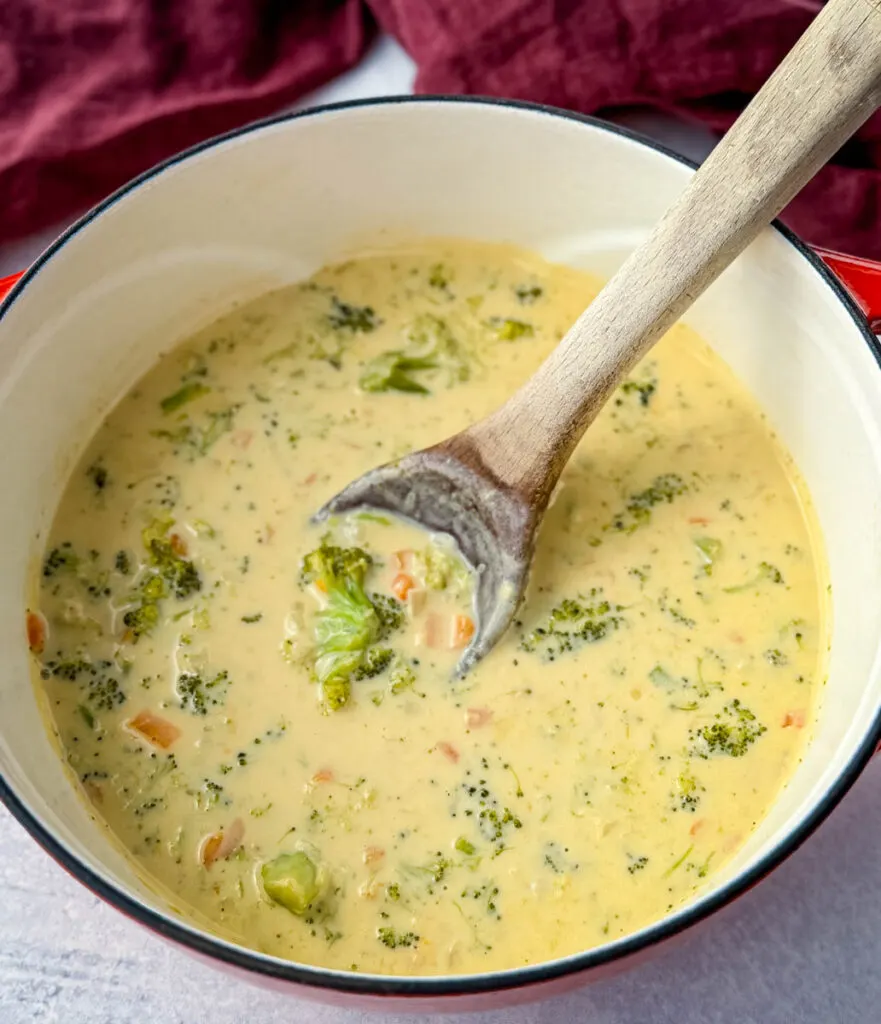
[436, 741, 460, 763]
[126, 710, 181, 750]
[782, 710, 806, 729]
[689, 819, 705, 837]
[465, 707, 493, 729]
[26, 611, 46, 654]
[688, 516, 711, 526]
[392, 572, 416, 602]
[451, 614, 475, 649]
[313, 578, 328, 594]
[200, 818, 245, 868]
[363, 845, 385, 866]
[311, 768, 334, 784]
[169, 532, 188, 557]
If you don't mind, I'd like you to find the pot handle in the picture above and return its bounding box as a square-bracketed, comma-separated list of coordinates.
[1, 248, 881, 327]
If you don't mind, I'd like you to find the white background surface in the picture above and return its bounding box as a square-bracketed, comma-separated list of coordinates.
[3, 35, 880, 1024]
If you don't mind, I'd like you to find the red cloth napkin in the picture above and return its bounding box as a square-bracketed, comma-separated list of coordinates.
[2, 0, 880, 258]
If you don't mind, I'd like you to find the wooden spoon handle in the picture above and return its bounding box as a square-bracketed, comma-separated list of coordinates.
[480, 0, 881, 499]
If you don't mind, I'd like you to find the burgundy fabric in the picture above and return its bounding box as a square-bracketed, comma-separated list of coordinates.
[2, 0, 880, 258]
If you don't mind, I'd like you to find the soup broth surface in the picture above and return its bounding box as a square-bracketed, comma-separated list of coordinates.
[33, 242, 824, 975]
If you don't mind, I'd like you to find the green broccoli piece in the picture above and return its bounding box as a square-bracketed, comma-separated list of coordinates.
[176, 670, 230, 715]
[43, 543, 80, 578]
[360, 351, 437, 394]
[160, 382, 211, 415]
[454, 836, 475, 855]
[488, 317, 533, 341]
[607, 474, 688, 533]
[694, 536, 723, 575]
[377, 926, 419, 949]
[724, 561, 785, 594]
[520, 591, 624, 661]
[352, 647, 393, 681]
[690, 699, 767, 758]
[619, 376, 657, 406]
[327, 296, 380, 333]
[123, 600, 160, 640]
[360, 314, 469, 394]
[415, 543, 470, 592]
[389, 660, 417, 695]
[301, 541, 373, 589]
[428, 264, 451, 289]
[370, 593, 405, 640]
[261, 851, 329, 916]
[141, 518, 201, 599]
[514, 284, 543, 304]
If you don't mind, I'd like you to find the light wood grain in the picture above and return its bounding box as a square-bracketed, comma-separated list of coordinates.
[467, 0, 881, 508]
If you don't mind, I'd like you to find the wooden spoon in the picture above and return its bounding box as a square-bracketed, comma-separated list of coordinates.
[317, 0, 881, 673]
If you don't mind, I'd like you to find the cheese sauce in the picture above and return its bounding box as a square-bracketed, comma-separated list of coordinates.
[31, 242, 825, 975]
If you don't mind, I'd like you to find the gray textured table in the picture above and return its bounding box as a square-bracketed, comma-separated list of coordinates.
[3, 37, 880, 1024]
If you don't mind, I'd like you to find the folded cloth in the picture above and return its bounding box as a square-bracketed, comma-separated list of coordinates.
[0, 1, 373, 241]
[371, 0, 881, 259]
[2, 0, 880, 259]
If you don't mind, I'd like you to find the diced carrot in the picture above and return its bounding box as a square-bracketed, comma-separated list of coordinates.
[199, 818, 245, 868]
[451, 614, 475, 649]
[169, 532, 188, 557]
[689, 819, 705, 837]
[729, 632, 745, 645]
[782, 709, 806, 729]
[392, 572, 416, 602]
[465, 707, 493, 729]
[313, 578, 328, 594]
[688, 516, 711, 526]
[311, 768, 334, 784]
[435, 741, 460, 763]
[394, 550, 415, 571]
[303, 472, 318, 486]
[26, 610, 46, 654]
[363, 845, 385, 866]
[126, 710, 181, 750]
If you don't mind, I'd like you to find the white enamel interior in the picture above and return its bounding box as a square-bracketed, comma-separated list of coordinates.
[1, 100, 880, 982]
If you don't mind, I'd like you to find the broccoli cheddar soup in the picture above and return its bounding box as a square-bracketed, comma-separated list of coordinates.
[31, 241, 826, 976]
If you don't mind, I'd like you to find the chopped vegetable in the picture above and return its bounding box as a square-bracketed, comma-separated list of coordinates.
[435, 741, 460, 763]
[26, 610, 46, 654]
[160, 382, 211, 415]
[176, 670, 231, 715]
[414, 543, 470, 592]
[451, 614, 475, 649]
[327, 296, 380, 333]
[607, 474, 688, 533]
[488, 317, 533, 341]
[724, 561, 785, 593]
[690, 699, 767, 758]
[377, 926, 419, 949]
[262, 850, 329, 916]
[694, 536, 723, 575]
[520, 591, 624, 661]
[391, 572, 416, 601]
[360, 314, 469, 394]
[126, 710, 181, 749]
[200, 817, 244, 867]
[514, 284, 543, 304]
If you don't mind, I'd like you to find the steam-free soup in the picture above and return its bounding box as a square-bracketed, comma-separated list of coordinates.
[31, 242, 825, 975]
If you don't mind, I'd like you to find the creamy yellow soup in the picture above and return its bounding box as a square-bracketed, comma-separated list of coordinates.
[31, 242, 825, 976]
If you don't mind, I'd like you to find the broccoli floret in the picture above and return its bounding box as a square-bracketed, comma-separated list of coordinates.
[520, 590, 624, 661]
[176, 670, 230, 715]
[327, 296, 380, 333]
[690, 699, 767, 758]
[42, 543, 80, 578]
[360, 351, 437, 394]
[142, 520, 201, 599]
[370, 593, 404, 640]
[607, 474, 688, 533]
[389, 660, 417, 695]
[428, 264, 451, 289]
[352, 647, 393, 681]
[123, 600, 160, 640]
[414, 543, 470, 592]
[619, 376, 657, 407]
[301, 540, 406, 709]
[115, 550, 132, 575]
[487, 317, 533, 341]
[514, 284, 543, 304]
[724, 561, 785, 594]
[301, 541, 373, 589]
[160, 382, 211, 415]
[764, 648, 788, 666]
[151, 407, 237, 459]
[360, 314, 469, 395]
[262, 851, 330, 916]
[377, 926, 419, 949]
